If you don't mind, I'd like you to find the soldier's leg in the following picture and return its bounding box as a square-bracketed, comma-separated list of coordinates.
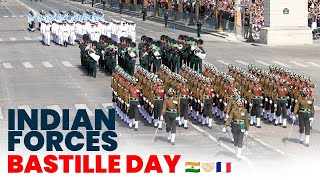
[304, 113, 311, 146]
[183, 102, 188, 129]
[170, 113, 177, 145]
[194, 59, 199, 72]
[299, 112, 305, 143]
[256, 99, 262, 128]
[165, 114, 172, 141]
[93, 61, 97, 78]
[236, 130, 244, 159]
[281, 101, 287, 128]
[275, 102, 281, 126]
[198, 59, 202, 73]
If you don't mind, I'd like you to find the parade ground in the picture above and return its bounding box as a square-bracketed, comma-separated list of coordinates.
[0, 0, 320, 178]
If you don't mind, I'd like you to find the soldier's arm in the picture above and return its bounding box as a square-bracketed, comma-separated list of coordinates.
[245, 110, 249, 131]
[161, 99, 167, 115]
[293, 98, 300, 116]
[224, 110, 234, 128]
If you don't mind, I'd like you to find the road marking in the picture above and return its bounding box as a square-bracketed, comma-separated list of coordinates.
[216, 60, 229, 66]
[18, 106, 32, 117]
[255, 60, 270, 66]
[315, 105, 320, 111]
[22, 62, 34, 68]
[46, 105, 62, 117]
[24, 37, 32, 40]
[19, 15, 25, 18]
[306, 62, 320, 67]
[10, 37, 17, 41]
[61, 61, 73, 67]
[3, 16, 9, 18]
[42, 61, 54, 68]
[75, 104, 94, 116]
[272, 60, 290, 67]
[234, 60, 249, 66]
[0, 107, 3, 120]
[289, 61, 309, 67]
[3, 63, 13, 69]
[12, 16, 16, 18]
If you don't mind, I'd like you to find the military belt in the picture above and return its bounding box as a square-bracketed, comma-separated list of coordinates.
[278, 97, 286, 100]
[155, 97, 162, 100]
[166, 109, 177, 112]
[299, 109, 311, 112]
[234, 119, 244, 124]
[254, 96, 260, 99]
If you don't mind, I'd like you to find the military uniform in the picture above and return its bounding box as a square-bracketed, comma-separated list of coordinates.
[161, 89, 178, 145]
[293, 92, 314, 147]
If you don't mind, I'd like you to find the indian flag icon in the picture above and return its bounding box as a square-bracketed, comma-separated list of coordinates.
[185, 162, 200, 173]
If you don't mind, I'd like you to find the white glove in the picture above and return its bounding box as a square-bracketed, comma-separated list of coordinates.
[212, 93, 215, 97]
[292, 116, 296, 122]
[265, 98, 268, 101]
[137, 105, 141, 108]
[291, 98, 294, 102]
[249, 103, 252, 107]
[260, 96, 264, 100]
[146, 100, 149, 103]
[201, 103, 204, 107]
[286, 103, 288, 106]
[190, 96, 193, 100]
[287, 96, 290, 100]
[143, 97, 146, 101]
[274, 104, 277, 108]
[245, 131, 249, 136]
[224, 102, 227, 106]
[309, 118, 314, 122]
[222, 127, 226, 133]
[269, 100, 272, 104]
[216, 94, 219, 98]
[160, 115, 164, 121]
[126, 104, 130, 108]
[151, 104, 154, 108]
[226, 115, 229, 119]
[295, 99, 297, 103]
[197, 100, 200, 103]
[244, 100, 247, 104]
[149, 102, 151, 106]
[219, 99, 222, 102]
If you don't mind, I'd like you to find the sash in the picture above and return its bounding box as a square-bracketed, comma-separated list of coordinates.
[180, 87, 189, 97]
[205, 86, 212, 98]
[278, 86, 287, 97]
[130, 86, 140, 100]
[228, 86, 235, 96]
[253, 86, 262, 96]
[155, 88, 164, 99]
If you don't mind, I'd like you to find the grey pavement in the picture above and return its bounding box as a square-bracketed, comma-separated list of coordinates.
[0, 0, 320, 178]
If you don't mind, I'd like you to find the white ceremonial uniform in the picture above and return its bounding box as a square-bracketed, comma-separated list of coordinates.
[68, 23, 76, 45]
[44, 23, 51, 45]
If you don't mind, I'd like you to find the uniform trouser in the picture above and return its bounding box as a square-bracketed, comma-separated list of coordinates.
[194, 57, 202, 73]
[180, 98, 188, 118]
[89, 60, 97, 77]
[110, 62, 116, 73]
[270, 102, 275, 114]
[290, 99, 296, 113]
[29, 21, 35, 29]
[140, 62, 148, 70]
[233, 124, 244, 148]
[68, 33, 76, 45]
[203, 98, 213, 118]
[276, 99, 287, 117]
[118, 56, 123, 68]
[251, 98, 261, 117]
[264, 97, 270, 110]
[44, 32, 51, 45]
[153, 60, 161, 73]
[165, 112, 177, 133]
[190, 58, 194, 69]
[128, 101, 138, 119]
[154, 99, 163, 119]
[299, 111, 311, 135]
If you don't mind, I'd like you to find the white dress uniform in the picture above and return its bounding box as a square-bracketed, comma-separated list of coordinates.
[131, 22, 136, 42]
[94, 24, 101, 41]
[68, 22, 76, 45]
[40, 21, 46, 43]
[62, 24, 70, 44]
[88, 24, 96, 41]
[43, 22, 51, 46]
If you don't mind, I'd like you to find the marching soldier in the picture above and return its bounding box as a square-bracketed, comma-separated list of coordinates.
[161, 88, 179, 145]
[27, 11, 36, 32]
[193, 39, 206, 73]
[293, 88, 315, 147]
[140, 44, 149, 70]
[223, 98, 249, 159]
[275, 79, 289, 128]
[250, 78, 263, 128]
[127, 42, 137, 76]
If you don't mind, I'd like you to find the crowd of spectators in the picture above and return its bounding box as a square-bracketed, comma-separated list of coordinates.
[135, 0, 320, 38]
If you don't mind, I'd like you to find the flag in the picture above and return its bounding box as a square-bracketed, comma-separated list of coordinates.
[216, 162, 231, 173]
[185, 162, 200, 173]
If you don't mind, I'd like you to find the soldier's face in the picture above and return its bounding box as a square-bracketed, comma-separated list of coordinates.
[237, 102, 243, 107]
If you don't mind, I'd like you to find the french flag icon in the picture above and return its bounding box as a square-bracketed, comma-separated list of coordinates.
[216, 162, 231, 173]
